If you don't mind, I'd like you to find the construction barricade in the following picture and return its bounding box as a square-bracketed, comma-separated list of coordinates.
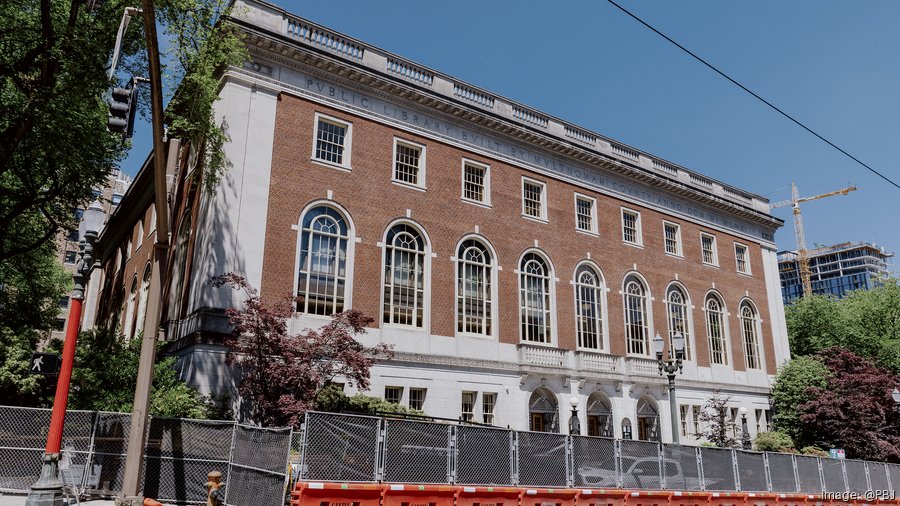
[625, 491, 673, 506]
[290, 481, 384, 506]
[708, 492, 746, 506]
[520, 487, 579, 506]
[669, 491, 711, 506]
[456, 485, 523, 506]
[381, 484, 458, 506]
[775, 494, 809, 506]
[577, 489, 630, 506]
[745, 493, 779, 506]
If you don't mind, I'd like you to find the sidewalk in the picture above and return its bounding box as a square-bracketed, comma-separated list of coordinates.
[0, 494, 116, 505]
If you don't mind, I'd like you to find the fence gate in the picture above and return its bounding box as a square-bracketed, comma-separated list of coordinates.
[225, 424, 292, 506]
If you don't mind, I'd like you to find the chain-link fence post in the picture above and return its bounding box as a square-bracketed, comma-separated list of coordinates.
[841, 459, 849, 493]
[791, 454, 799, 493]
[511, 430, 518, 486]
[566, 436, 574, 488]
[818, 457, 825, 493]
[658, 442, 665, 491]
[448, 424, 456, 484]
[864, 462, 872, 493]
[375, 418, 385, 482]
[763, 452, 772, 492]
[615, 439, 622, 489]
[732, 448, 741, 491]
[80, 411, 99, 491]
[696, 446, 705, 491]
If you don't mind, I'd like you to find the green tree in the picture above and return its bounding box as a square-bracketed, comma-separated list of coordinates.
[784, 295, 849, 356]
[51, 329, 213, 418]
[754, 431, 794, 452]
[315, 384, 422, 416]
[771, 355, 829, 447]
[0, 240, 70, 405]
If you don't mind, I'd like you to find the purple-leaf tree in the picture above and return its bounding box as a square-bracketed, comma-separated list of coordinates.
[211, 273, 393, 428]
[798, 347, 900, 462]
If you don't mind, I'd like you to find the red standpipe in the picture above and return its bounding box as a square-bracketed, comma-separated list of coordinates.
[44, 296, 83, 454]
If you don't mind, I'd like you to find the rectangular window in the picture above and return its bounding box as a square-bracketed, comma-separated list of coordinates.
[664, 222, 682, 256]
[462, 160, 490, 205]
[58, 297, 69, 309]
[522, 178, 547, 220]
[701, 233, 718, 266]
[409, 388, 426, 411]
[64, 250, 77, 264]
[393, 139, 425, 188]
[730, 407, 739, 438]
[575, 194, 597, 234]
[461, 391, 476, 422]
[482, 392, 497, 425]
[755, 408, 764, 434]
[692, 405, 702, 435]
[680, 405, 690, 436]
[67, 229, 79, 242]
[313, 113, 352, 168]
[384, 386, 403, 405]
[53, 318, 66, 332]
[735, 243, 751, 274]
[621, 208, 642, 245]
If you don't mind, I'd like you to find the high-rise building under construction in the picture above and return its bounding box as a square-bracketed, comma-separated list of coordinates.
[778, 242, 894, 303]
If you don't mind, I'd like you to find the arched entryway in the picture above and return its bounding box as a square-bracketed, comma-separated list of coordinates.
[528, 388, 559, 433]
[586, 392, 613, 437]
[636, 396, 661, 442]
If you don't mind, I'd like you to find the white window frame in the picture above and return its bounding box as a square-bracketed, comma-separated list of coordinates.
[663, 221, 682, 257]
[384, 386, 403, 405]
[379, 220, 431, 331]
[454, 235, 498, 340]
[740, 299, 764, 371]
[521, 177, 548, 222]
[392, 137, 426, 190]
[461, 158, 491, 207]
[461, 391, 477, 422]
[665, 282, 694, 361]
[621, 207, 643, 247]
[622, 272, 653, 356]
[408, 387, 427, 411]
[734, 242, 751, 275]
[482, 392, 497, 425]
[517, 250, 557, 346]
[574, 193, 598, 235]
[704, 291, 730, 366]
[311, 112, 353, 170]
[573, 261, 608, 352]
[701, 233, 719, 266]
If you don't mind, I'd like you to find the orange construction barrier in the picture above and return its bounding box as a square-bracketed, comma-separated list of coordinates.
[381, 484, 458, 506]
[708, 492, 747, 506]
[577, 488, 629, 506]
[625, 490, 673, 506]
[776, 494, 809, 506]
[290, 482, 384, 506]
[520, 487, 578, 506]
[745, 493, 779, 506]
[669, 491, 711, 506]
[456, 485, 522, 506]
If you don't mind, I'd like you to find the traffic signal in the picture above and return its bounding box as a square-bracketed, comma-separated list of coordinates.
[108, 85, 137, 138]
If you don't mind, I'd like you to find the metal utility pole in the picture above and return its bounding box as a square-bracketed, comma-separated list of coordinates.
[770, 183, 857, 298]
[119, 0, 172, 502]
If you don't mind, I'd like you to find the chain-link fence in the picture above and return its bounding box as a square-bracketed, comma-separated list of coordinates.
[4, 407, 897, 499]
[293, 411, 898, 494]
[0, 406, 290, 505]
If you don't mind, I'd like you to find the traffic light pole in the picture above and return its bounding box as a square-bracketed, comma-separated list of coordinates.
[118, 0, 171, 503]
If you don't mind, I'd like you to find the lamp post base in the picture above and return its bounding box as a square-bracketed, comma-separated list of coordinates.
[24, 453, 64, 506]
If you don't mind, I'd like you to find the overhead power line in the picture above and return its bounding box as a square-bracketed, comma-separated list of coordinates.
[606, 0, 900, 191]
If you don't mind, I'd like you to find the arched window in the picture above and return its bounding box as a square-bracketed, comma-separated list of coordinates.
[666, 284, 692, 360]
[383, 223, 426, 327]
[297, 206, 350, 315]
[705, 293, 728, 365]
[740, 301, 761, 370]
[520, 252, 552, 343]
[134, 263, 151, 337]
[123, 275, 138, 339]
[586, 392, 614, 437]
[457, 238, 492, 336]
[636, 397, 660, 442]
[575, 264, 605, 350]
[529, 389, 559, 433]
[623, 275, 649, 355]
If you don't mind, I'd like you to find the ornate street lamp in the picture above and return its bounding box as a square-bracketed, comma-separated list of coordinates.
[569, 396, 581, 435]
[739, 406, 752, 450]
[26, 200, 104, 506]
[654, 332, 685, 444]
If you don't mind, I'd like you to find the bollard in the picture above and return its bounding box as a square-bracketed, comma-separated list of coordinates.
[206, 470, 224, 506]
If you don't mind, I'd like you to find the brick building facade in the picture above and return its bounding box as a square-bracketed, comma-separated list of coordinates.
[93, 0, 788, 443]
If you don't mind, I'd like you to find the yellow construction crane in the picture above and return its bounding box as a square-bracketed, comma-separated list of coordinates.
[770, 183, 858, 298]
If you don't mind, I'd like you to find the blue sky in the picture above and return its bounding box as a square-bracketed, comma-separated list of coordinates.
[123, 1, 900, 257]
